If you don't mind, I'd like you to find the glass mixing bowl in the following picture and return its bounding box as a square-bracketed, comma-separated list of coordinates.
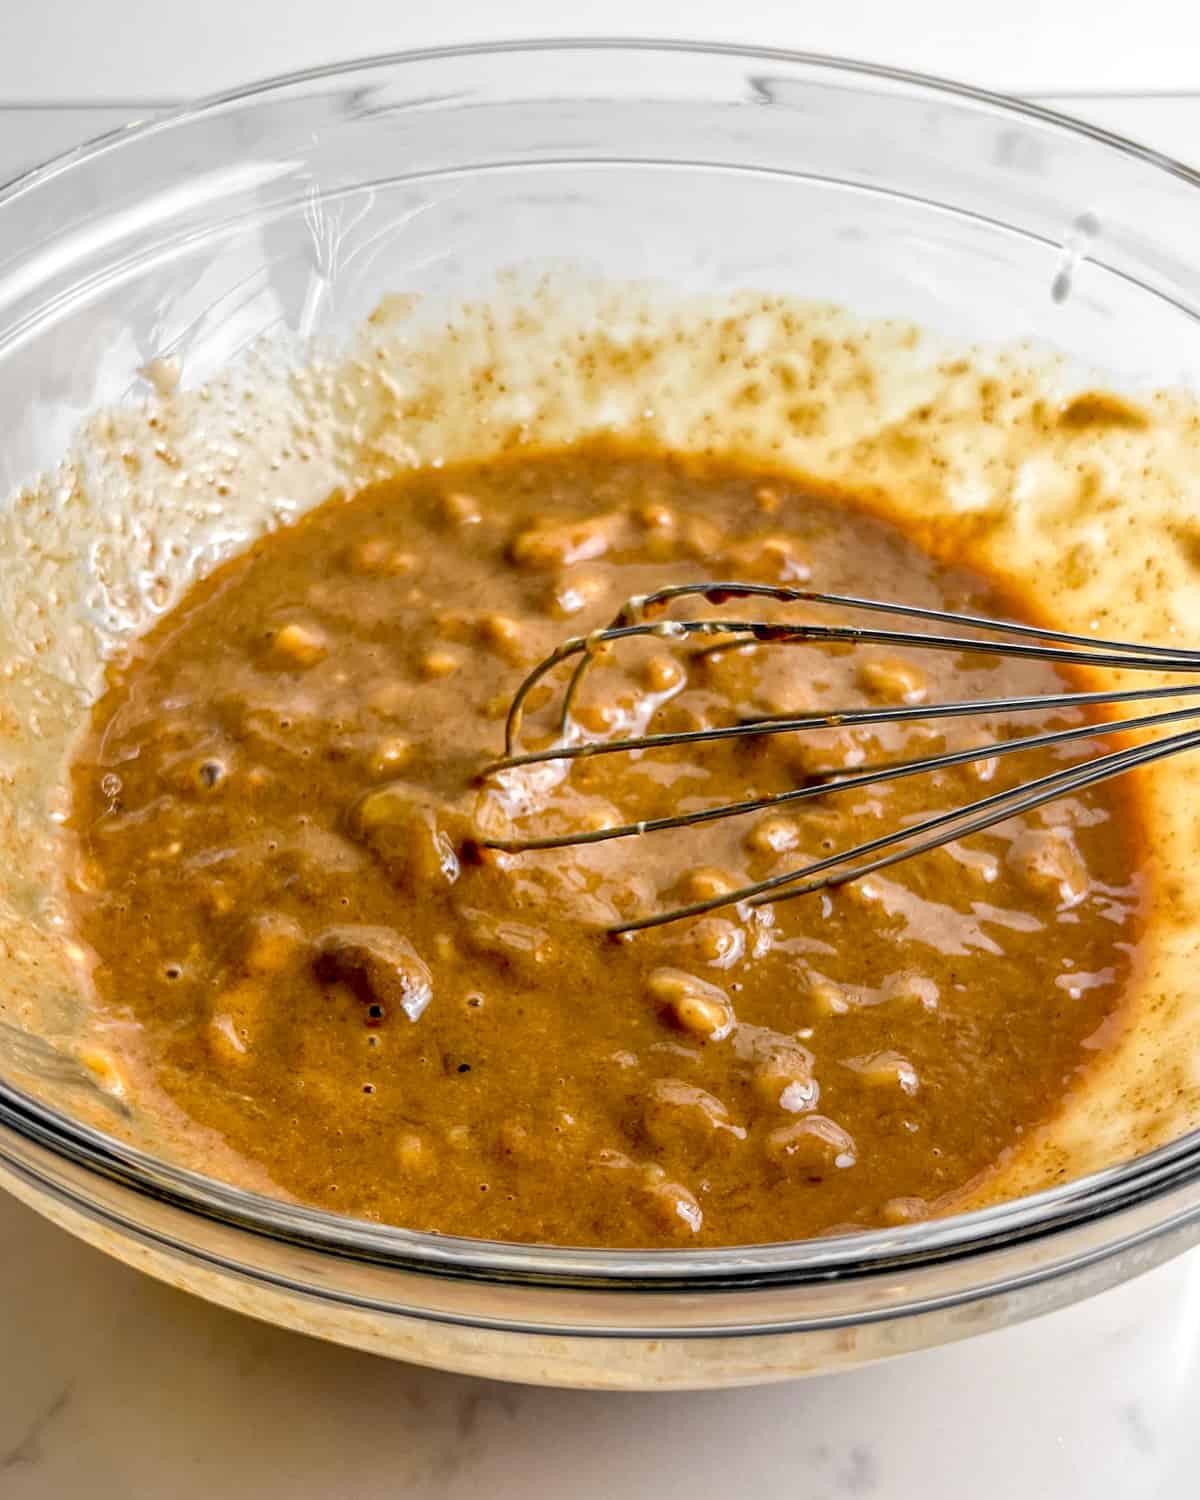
[2, 40, 1200, 1391]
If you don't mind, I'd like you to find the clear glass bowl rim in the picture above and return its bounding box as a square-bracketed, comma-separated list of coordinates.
[2, 36, 1199, 1291]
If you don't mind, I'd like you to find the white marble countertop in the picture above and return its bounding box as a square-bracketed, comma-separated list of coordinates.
[1, 1, 1200, 96]
[2, 75, 1200, 1500]
[4, 1186, 1200, 1498]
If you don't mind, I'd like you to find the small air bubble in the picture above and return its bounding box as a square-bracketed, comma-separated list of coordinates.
[100, 773, 122, 798]
[164, 964, 182, 980]
[362, 1083, 375, 1094]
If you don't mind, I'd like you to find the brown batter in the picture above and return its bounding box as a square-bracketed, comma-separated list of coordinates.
[67, 442, 1147, 1247]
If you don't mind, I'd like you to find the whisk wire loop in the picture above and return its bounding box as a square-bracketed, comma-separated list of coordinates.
[480, 582, 1200, 933]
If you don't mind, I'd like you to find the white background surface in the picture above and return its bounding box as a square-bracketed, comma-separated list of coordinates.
[1, 0, 1199, 98]
[2, 7, 1200, 1497]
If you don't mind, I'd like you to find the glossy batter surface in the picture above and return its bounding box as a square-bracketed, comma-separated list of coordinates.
[68, 444, 1146, 1246]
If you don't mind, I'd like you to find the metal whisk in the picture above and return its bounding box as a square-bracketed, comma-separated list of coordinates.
[479, 582, 1200, 934]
